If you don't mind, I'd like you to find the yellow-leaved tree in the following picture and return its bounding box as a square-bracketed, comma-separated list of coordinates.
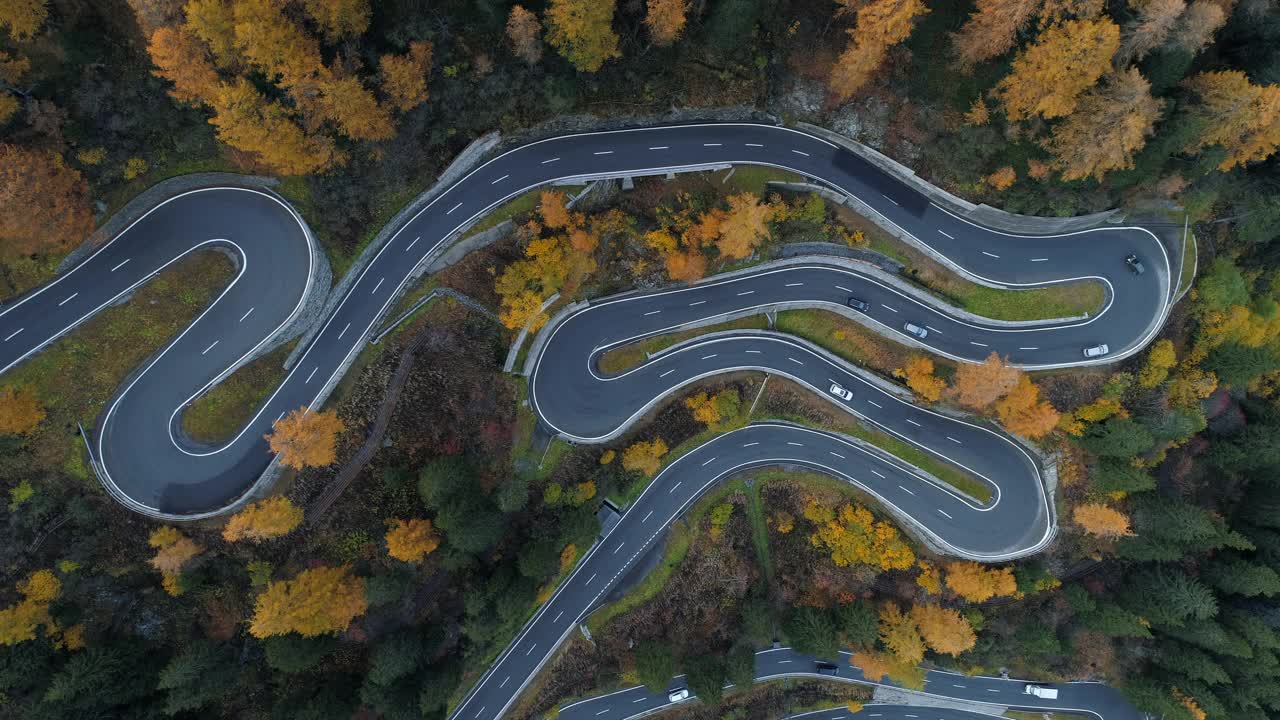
[265, 407, 345, 469]
[805, 499, 916, 571]
[645, 0, 689, 46]
[0, 0, 49, 40]
[878, 602, 925, 664]
[0, 569, 60, 646]
[545, 0, 621, 73]
[223, 496, 304, 542]
[385, 518, 441, 563]
[249, 565, 367, 638]
[896, 356, 946, 402]
[909, 603, 976, 656]
[622, 439, 669, 477]
[379, 41, 433, 112]
[1073, 503, 1135, 538]
[995, 18, 1120, 121]
[715, 192, 777, 260]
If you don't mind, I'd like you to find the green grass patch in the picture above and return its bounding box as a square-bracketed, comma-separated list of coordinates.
[721, 166, 805, 195]
[537, 438, 572, 480]
[4, 251, 234, 475]
[182, 340, 296, 444]
[597, 315, 770, 374]
[1177, 225, 1197, 298]
[743, 479, 773, 582]
[774, 308, 915, 378]
[835, 204, 1104, 321]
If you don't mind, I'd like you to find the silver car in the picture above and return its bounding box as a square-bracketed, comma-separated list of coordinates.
[829, 382, 853, 401]
[668, 688, 690, 703]
[1083, 344, 1110, 358]
[904, 322, 928, 339]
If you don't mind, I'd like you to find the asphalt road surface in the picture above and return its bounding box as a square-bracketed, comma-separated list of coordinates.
[0, 123, 1170, 516]
[555, 646, 1142, 720]
[0, 123, 1168, 720]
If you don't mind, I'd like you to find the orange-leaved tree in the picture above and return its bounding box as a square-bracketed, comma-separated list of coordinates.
[0, 145, 94, 259]
[148, 526, 203, 576]
[950, 0, 1040, 69]
[1180, 70, 1280, 171]
[621, 438, 669, 477]
[849, 649, 927, 689]
[1073, 503, 1135, 538]
[266, 407, 345, 469]
[223, 496, 304, 542]
[994, 375, 1060, 438]
[896, 356, 946, 402]
[249, 565, 367, 638]
[379, 41, 433, 112]
[1045, 68, 1164, 182]
[995, 18, 1120, 121]
[952, 352, 1021, 410]
[909, 603, 976, 656]
[944, 560, 1017, 602]
[507, 6, 543, 64]
[645, 0, 689, 46]
[0, 385, 45, 434]
[385, 518, 441, 562]
[828, 0, 929, 101]
[539, 190, 573, 229]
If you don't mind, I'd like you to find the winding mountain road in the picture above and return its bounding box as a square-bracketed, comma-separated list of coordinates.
[0, 122, 1171, 720]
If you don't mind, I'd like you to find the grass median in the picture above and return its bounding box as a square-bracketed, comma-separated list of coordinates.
[597, 315, 770, 374]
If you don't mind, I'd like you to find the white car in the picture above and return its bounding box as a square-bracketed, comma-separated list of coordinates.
[829, 382, 854, 401]
[1024, 684, 1059, 699]
[904, 322, 928, 339]
[1083, 344, 1110, 358]
[668, 688, 690, 703]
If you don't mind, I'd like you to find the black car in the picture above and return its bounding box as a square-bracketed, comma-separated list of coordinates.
[847, 297, 870, 312]
[815, 661, 839, 676]
[1125, 254, 1145, 275]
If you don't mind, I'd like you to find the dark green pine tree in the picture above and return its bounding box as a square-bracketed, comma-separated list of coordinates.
[1121, 566, 1218, 627]
[634, 641, 677, 693]
[157, 640, 241, 715]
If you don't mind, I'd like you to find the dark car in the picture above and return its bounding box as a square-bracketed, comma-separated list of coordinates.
[815, 661, 839, 676]
[1125, 254, 1145, 275]
[847, 297, 870, 312]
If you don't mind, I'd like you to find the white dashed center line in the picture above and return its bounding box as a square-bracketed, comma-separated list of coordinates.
[906, 419, 922, 427]
[938, 509, 953, 519]
[785, 282, 804, 287]
[787, 441, 803, 447]
[970, 341, 988, 347]
[596, 710, 610, 716]
[586, 573, 597, 585]
[614, 542, 626, 554]
[337, 323, 352, 340]
[745, 349, 762, 354]
[406, 236, 420, 252]
[1030, 257, 1049, 262]
[58, 293, 78, 306]
[872, 470, 886, 479]
[899, 485, 916, 496]
[1020, 346, 1040, 350]
[701, 456, 717, 466]
[836, 285, 852, 292]
[703, 143, 722, 147]
[939, 230, 954, 239]
[633, 698, 648, 704]
[867, 399, 883, 409]
[791, 149, 810, 156]
[881, 304, 898, 313]
[829, 451, 845, 459]
[201, 340, 219, 355]
[953, 684, 967, 688]
[947, 436, 962, 444]
[737, 290, 755, 296]
[926, 326, 943, 335]
[689, 300, 707, 306]
[660, 369, 676, 378]
[305, 367, 319, 383]
[702, 354, 718, 360]
[110, 259, 130, 272]
[649, 146, 669, 150]
[788, 357, 804, 365]
[526, 643, 538, 655]
[644, 309, 661, 316]
[982, 251, 1000, 258]
[745, 143, 764, 147]
[371, 277, 385, 294]
[882, 194, 900, 206]
[500, 676, 510, 688]
[475, 706, 485, 718]
[643, 510, 654, 522]
[743, 442, 759, 447]
[669, 481, 682, 493]
[447, 202, 462, 214]
[593, 150, 614, 155]
[541, 157, 560, 164]
[491, 174, 509, 184]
